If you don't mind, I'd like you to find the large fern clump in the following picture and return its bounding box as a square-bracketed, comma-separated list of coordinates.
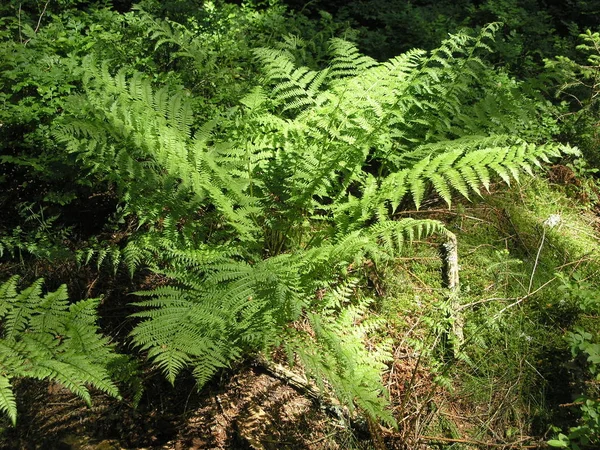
[0, 276, 122, 425]
[250, 24, 575, 227]
[55, 23, 577, 425]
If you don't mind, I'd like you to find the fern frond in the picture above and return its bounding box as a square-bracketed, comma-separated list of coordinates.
[254, 47, 330, 112]
[367, 218, 447, 259]
[0, 277, 124, 425]
[284, 295, 397, 427]
[4, 277, 45, 339]
[57, 58, 263, 243]
[327, 38, 377, 79]
[375, 139, 575, 209]
[33, 359, 93, 405]
[0, 377, 17, 426]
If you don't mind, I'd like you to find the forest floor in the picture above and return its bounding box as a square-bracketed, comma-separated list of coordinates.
[4, 353, 436, 449]
[2, 174, 594, 450]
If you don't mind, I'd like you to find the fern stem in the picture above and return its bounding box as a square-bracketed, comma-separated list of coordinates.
[246, 143, 254, 198]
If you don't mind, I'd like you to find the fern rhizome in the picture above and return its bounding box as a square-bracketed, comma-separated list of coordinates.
[43, 22, 578, 426]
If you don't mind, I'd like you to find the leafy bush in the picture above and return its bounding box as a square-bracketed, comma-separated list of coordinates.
[296, 0, 599, 76]
[545, 30, 600, 162]
[548, 274, 600, 449]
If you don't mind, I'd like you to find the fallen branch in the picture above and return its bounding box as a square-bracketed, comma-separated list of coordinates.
[419, 434, 545, 449]
[254, 355, 345, 420]
[254, 355, 382, 444]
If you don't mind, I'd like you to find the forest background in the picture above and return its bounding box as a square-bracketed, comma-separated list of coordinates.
[1, 0, 600, 448]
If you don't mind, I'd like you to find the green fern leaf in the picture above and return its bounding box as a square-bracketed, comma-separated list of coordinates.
[408, 156, 431, 208]
[0, 377, 16, 426]
[0, 277, 124, 425]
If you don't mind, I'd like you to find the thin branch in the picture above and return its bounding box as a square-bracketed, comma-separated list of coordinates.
[491, 277, 556, 320]
[528, 227, 546, 294]
[18, 3, 23, 44]
[419, 434, 544, 448]
[458, 275, 556, 312]
[23, 0, 50, 45]
[394, 208, 488, 223]
[34, 0, 50, 33]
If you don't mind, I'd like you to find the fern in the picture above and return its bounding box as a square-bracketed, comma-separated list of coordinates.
[129, 217, 442, 423]
[284, 293, 396, 427]
[53, 23, 579, 427]
[0, 276, 122, 425]
[55, 58, 262, 244]
[252, 24, 575, 219]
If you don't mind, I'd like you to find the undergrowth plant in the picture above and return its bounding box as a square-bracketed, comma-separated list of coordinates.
[548, 273, 600, 449]
[0, 276, 123, 425]
[425, 178, 600, 448]
[49, 20, 580, 427]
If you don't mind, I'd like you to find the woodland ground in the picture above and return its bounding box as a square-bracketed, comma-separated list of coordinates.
[3, 172, 597, 449]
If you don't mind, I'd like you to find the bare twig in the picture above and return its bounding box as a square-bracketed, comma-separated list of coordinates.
[492, 277, 556, 320]
[559, 401, 585, 408]
[419, 434, 543, 448]
[23, 0, 50, 45]
[528, 228, 546, 294]
[34, 0, 50, 33]
[305, 431, 340, 445]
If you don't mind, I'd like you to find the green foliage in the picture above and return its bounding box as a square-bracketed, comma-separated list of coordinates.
[557, 272, 600, 314]
[0, 276, 122, 426]
[545, 30, 600, 162]
[75, 242, 123, 274]
[1, 0, 593, 439]
[55, 57, 263, 249]
[47, 20, 575, 425]
[548, 273, 600, 449]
